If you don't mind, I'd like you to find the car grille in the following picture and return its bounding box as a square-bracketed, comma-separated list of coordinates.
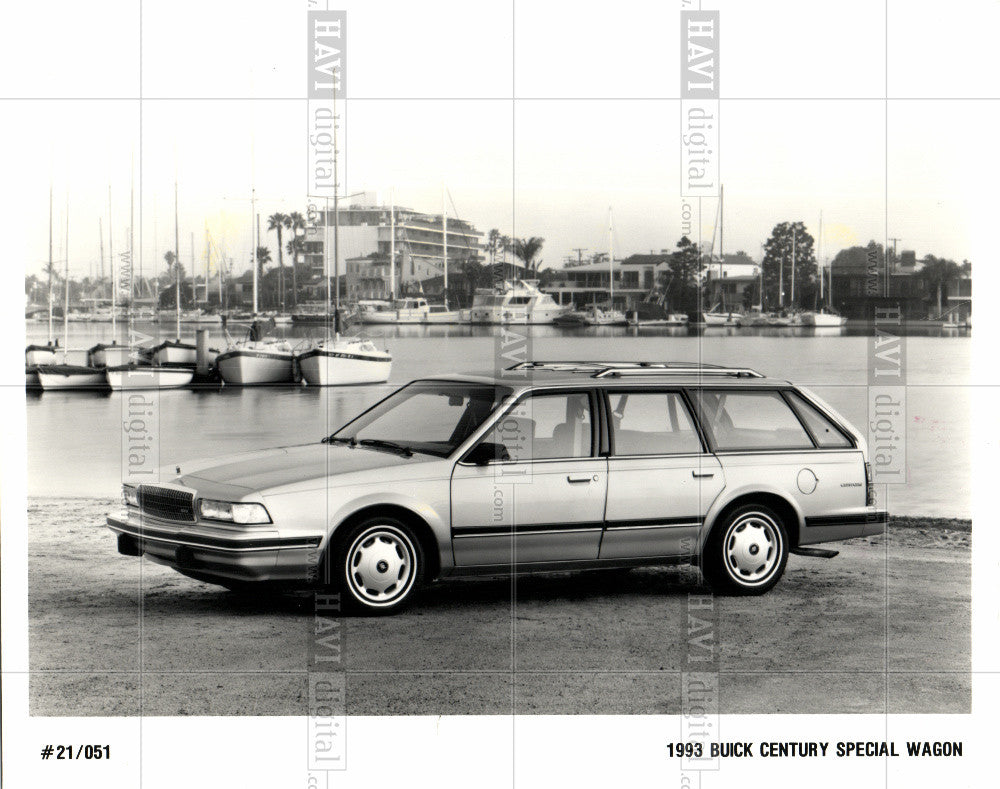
[138, 485, 196, 522]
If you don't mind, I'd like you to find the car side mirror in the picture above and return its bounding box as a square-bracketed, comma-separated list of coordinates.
[465, 441, 510, 465]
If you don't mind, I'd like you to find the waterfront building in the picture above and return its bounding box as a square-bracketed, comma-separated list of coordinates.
[302, 193, 483, 301]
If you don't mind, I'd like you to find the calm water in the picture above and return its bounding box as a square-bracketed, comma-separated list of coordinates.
[26, 322, 971, 517]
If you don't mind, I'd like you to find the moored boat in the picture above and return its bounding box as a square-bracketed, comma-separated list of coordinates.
[26, 344, 59, 367]
[297, 338, 392, 386]
[88, 342, 133, 368]
[36, 364, 109, 390]
[468, 280, 567, 325]
[105, 364, 195, 390]
[149, 339, 198, 367]
[216, 340, 296, 385]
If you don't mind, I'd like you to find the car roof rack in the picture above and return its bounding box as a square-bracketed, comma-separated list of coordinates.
[506, 361, 765, 379]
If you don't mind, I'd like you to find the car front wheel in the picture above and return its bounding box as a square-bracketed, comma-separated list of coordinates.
[702, 504, 789, 595]
[334, 517, 424, 615]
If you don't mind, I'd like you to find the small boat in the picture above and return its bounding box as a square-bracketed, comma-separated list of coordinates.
[149, 339, 198, 367]
[88, 342, 133, 368]
[554, 306, 627, 327]
[105, 364, 195, 390]
[297, 337, 392, 386]
[701, 303, 742, 326]
[216, 340, 295, 385]
[627, 302, 689, 327]
[733, 308, 771, 327]
[422, 304, 465, 324]
[36, 364, 109, 390]
[26, 344, 58, 366]
[360, 297, 430, 324]
[803, 310, 846, 327]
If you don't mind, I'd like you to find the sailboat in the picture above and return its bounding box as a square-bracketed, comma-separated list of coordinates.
[37, 194, 109, 390]
[702, 186, 743, 326]
[797, 214, 845, 327]
[26, 187, 59, 388]
[294, 72, 393, 387]
[216, 211, 296, 386]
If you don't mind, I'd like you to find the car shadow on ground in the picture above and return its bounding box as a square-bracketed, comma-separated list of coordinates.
[135, 564, 709, 617]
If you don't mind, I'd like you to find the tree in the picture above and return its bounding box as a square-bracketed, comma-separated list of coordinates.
[267, 213, 290, 310]
[659, 236, 704, 313]
[458, 257, 489, 307]
[512, 236, 545, 277]
[286, 211, 306, 307]
[921, 255, 961, 317]
[255, 245, 272, 305]
[761, 222, 817, 310]
[485, 229, 502, 266]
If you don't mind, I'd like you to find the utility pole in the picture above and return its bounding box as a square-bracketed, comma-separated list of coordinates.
[572, 248, 587, 266]
[887, 237, 901, 297]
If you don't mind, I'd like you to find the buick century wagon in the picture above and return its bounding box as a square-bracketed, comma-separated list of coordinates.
[108, 361, 887, 614]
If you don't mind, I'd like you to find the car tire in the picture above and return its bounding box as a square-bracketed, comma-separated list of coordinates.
[701, 503, 789, 595]
[332, 516, 425, 615]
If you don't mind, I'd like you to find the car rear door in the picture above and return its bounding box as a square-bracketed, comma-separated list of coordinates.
[599, 389, 725, 560]
[450, 389, 607, 567]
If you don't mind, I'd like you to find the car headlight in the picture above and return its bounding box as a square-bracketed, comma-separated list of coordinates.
[198, 499, 272, 524]
[123, 484, 139, 508]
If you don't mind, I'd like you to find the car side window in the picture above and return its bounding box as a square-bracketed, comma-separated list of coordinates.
[786, 392, 852, 448]
[481, 392, 593, 461]
[608, 392, 701, 455]
[695, 389, 814, 451]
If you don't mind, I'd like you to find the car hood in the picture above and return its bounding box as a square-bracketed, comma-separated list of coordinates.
[178, 443, 425, 493]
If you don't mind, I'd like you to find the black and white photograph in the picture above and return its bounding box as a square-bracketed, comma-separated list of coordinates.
[1, 1, 996, 787]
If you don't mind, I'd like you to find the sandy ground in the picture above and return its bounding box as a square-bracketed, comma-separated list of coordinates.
[27, 499, 970, 716]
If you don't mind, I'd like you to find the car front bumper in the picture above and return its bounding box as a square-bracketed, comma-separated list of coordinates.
[107, 514, 324, 585]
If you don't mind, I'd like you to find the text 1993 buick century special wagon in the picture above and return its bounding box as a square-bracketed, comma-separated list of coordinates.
[108, 361, 888, 614]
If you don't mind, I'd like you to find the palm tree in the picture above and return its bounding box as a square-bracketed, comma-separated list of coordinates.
[512, 237, 545, 278]
[499, 235, 512, 279]
[485, 229, 501, 266]
[286, 211, 306, 307]
[267, 212, 290, 310]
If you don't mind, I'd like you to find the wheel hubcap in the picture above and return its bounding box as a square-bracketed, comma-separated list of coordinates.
[346, 526, 416, 606]
[724, 513, 781, 585]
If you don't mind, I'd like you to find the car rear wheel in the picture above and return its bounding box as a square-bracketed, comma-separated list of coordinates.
[702, 504, 788, 595]
[334, 517, 424, 615]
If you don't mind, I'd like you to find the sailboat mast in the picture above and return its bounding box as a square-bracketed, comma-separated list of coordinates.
[251, 186, 258, 315]
[608, 206, 614, 307]
[442, 185, 448, 301]
[99, 218, 105, 286]
[63, 194, 69, 355]
[719, 185, 725, 309]
[332, 68, 340, 324]
[790, 225, 796, 307]
[819, 212, 824, 302]
[108, 185, 116, 338]
[174, 179, 180, 337]
[47, 186, 53, 343]
[389, 187, 396, 300]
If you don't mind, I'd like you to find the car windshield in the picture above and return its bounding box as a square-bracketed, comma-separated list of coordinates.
[330, 380, 511, 457]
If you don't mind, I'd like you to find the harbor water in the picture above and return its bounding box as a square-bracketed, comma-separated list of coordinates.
[25, 322, 971, 517]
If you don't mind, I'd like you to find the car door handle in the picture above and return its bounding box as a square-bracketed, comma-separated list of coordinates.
[567, 475, 594, 484]
[691, 470, 715, 478]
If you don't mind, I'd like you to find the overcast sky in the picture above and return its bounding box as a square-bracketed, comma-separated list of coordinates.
[6, 0, 997, 282]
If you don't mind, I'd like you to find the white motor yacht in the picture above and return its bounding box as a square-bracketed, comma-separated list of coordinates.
[468, 280, 566, 325]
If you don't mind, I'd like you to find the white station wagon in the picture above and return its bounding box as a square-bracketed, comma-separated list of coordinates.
[108, 361, 887, 614]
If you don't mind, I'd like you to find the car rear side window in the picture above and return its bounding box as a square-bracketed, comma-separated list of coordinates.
[608, 391, 702, 455]
[785, 391, 852, 448]
[695, 389, 814, 451]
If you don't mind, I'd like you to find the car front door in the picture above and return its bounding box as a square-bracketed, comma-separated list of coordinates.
[450, 389, 607, 567]
[600, 389, 725, 560]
